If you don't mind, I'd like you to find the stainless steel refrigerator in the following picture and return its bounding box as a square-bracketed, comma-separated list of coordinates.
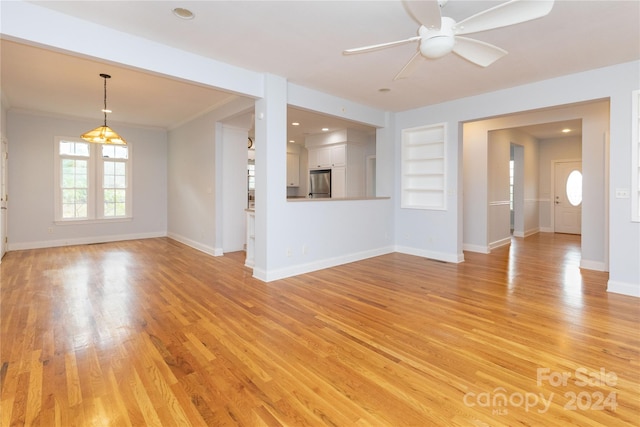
[309, 169, 331, 198]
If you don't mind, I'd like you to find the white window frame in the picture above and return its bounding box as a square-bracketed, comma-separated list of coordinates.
[632, 90, 640, 222]
[54, 136, 132, 224]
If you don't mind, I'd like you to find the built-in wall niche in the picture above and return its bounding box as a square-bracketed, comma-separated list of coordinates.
[401, 123, 447, 210]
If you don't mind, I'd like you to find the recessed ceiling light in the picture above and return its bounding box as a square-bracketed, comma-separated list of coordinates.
[291, 122, 300, 126]
[101, 109, 112, 113]
[289, 140, 295, 143]
[322, 128, 329, 132]
[173, 7, 194, 20]
[562, 128, 571, 133]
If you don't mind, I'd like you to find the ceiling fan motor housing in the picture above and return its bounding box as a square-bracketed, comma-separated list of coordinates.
[419, 17, 456, 59]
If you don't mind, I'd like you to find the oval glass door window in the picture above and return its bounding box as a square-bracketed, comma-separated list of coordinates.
[566, 170, 583, 206]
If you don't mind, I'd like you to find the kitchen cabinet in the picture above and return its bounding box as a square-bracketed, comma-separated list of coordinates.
[286, 152, 300, 187]
[306, 142, 367, 198]
[330, 144, 346, 167]
[308, 144, 346, 169]
[305, 127, 375, 198]
[331, 167, 346, 198]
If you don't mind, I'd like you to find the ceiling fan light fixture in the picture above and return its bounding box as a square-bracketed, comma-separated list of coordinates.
[81, 73, 127, 145]
[420, 35, 455, 59]
[418, 17, 456, 59]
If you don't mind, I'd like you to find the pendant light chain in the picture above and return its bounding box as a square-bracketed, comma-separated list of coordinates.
[100, 73, 111, 127]
[103, 76, 108, 126]
[80, 73, 127, 145]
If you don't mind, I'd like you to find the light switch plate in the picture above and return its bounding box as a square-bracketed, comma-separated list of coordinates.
[615, 189, 630, 198]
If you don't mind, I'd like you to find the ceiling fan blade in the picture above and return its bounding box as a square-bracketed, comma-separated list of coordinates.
[404, 0, 442, 29]
[454, 0, 554, 35]
[452, 36, 508, 67]
[343, 36, 421, 55]
[393, 51, 423, 80]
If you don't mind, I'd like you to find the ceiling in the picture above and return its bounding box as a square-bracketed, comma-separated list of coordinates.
[2, 1, 637, 142]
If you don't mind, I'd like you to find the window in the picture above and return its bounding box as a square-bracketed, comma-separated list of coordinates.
[55, 137, 131, 222]
[566, 170, 583, 206]
[101, 145, 129, 217]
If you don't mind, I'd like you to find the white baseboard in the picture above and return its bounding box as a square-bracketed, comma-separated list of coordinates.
[514, 228, 540, 238]
[8, 231, 166, 251]
[539, 227, 554, 233]
[395, 245, 464, 263]
[580, 259, 607, 272]
[166, 232, 222, 257]
[607, 280, 640, 297]
[489, 237, 511, 250]
[463, 243, 490, 254]
[255, 246, 395, 282]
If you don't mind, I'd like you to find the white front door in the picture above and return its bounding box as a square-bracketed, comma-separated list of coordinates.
[554, 161, 582, 234]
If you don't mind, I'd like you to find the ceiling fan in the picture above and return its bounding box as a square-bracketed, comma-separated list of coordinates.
[343, 0, 555, 80]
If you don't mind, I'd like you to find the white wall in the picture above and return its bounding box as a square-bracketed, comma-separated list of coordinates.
[250, 78, 394, 281]
[396, 62, 638, 295]
[487, 130, 513, 248]
[485, 129, 540, 248]
[7, 111, 167, 249]
[538, 136, 582, 230]
[167, 97, 253, 256]
[167, 111, 217, 254]
[462, 100, 608, 267]
[487, 128, 540, 246]
[222, 125, 248, 252]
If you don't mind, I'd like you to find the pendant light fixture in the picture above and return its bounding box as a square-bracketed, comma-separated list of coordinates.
[81, 73, 127, 145]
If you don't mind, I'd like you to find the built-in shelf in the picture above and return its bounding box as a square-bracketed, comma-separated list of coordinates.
[401, 123, 447, 210]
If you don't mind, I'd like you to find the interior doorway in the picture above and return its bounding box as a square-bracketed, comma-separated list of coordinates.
[554, 161, 582, 234]
[510, 143, 524, 237]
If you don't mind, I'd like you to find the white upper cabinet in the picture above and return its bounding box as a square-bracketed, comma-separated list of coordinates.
[308, 144, 346, 169]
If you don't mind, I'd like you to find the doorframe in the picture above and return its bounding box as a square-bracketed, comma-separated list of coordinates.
[603, 131, 610, 272]
[511, 143, 525, 237]
[550, 158, 582, 233]
[1, 136, 8, 260]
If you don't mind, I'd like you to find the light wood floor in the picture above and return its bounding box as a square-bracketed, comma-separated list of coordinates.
[1, 233, 638, 426]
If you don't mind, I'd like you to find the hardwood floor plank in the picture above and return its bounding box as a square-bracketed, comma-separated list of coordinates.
[1, 234, 638, 426]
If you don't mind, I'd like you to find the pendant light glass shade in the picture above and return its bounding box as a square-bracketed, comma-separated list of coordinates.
[80, 125, 126, 145]
[81, 74, 127, 145]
